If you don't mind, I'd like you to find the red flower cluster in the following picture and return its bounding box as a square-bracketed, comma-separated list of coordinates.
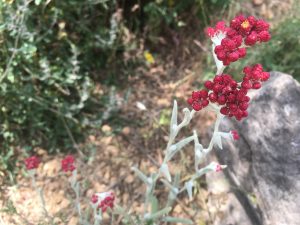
[24, 156, 40, 170]
[187, 65, 270, 120]
[205, 21, 229, 37]
[230, 130, 239, 140]
[209, 15, 271, 66]
[215, 164, 223, 172]
[61, 155, 76, 172]
[91, 192, 115, 212]
[214, 37, 246, 65]
[187, 90, 209, 111]
[230, 15, 271, 44]
[242, 64, 270, 90]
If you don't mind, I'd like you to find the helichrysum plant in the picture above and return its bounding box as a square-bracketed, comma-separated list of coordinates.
[23, 14, 271, 225]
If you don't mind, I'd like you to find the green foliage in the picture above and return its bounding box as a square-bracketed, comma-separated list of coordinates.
[0, 0, 231, 178]
[0, 0, 126, 176]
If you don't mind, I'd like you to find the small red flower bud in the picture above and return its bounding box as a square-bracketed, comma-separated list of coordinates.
[223, 58, 231, 66]
[261, 72, 270, 81]
[226, 39, 236, 50]
[202, 99, 209, 107]
[91, 192, 115, 212]
[220, 107, 229, 115]
[252, 82, 261, 89]
[229, 103, 238, 112]
[192, 102, 202, 111]
[192, 91, 200, 100]
[217, 95, 227, 105]
[227, 29, 238, 38]
[199, 90, 208, 98]
[247, 16, 257, 26]
[253, 64, 263, 72]
[217, 51, 226, 61]
[205, 27, 215, 37]
[255, 19, 270, 32]
[241, 81, 252, 89]
[245, 32, 257, 46]
[232, 35, 243, 47]
[215, 164, 222, 172]
[204, 80, 214, 89]
[213, 83, 222, 93]
[258, 31, 271, 42]
[230, 80, 238, 89]
[227, 94, 236, 103]
[238, 48, 247, 58]
[251, 71, 261, 80]
[214, 45, 224, 54]
[187, 97, 193, 105]
[230, 130, 239, 140]
[243, 96, 250, 102]
[221, 38, 230, 47]
[61, 155, 76, 172]
[209, 93, 218, 102]
[222, 86, 232, 95]
[25, 156, 40, 170]
[243, 66, 252, 74]
[239, 102, 249, 111]
[242, 110, 248, 117]
[228, 51, 239, 62]
[213, 75, 223, 83]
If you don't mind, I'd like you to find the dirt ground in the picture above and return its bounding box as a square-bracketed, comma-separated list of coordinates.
[0, 0, 293, 224]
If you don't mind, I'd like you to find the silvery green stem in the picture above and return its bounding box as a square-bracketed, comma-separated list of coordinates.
[91, 199, 102, 225]
[212, 43, 226, 75]
[205, 111, 224, 154]
[69, 169, 83, 223]
[144, 207, 172, 221]
[29, 170, 50, 219]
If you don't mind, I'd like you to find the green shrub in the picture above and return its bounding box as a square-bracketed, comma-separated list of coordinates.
[0, 0, 230, 179]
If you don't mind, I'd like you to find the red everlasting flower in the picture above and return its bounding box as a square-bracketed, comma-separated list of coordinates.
[214, 36, 246, 66]
[205, 21, 229, 38]
[189, 15, 271, 120]
[230, 130, 239, 140]
[215, 164, 222, 172]
[187, 90, 209, 111]
[229, 15, 271, 44]
[91, 192, 115, 212]
[188, 69, 269, 120]
[24, 156, 40, 170]
[242, 64, 270, 90]
[208, 15, 271, 66]
[61, 155, 76, 172]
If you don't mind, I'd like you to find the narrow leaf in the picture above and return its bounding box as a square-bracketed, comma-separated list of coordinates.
[145, 207, 172, 221]
[170, 100, 178, 134]
[131, 167, 149, 184]
[167, 136, 194, 161]
[159, 163, 171, 182]
[163, 216, 193, 224]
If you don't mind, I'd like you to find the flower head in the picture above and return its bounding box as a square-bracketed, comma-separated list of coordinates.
[205, 21, 230, 46]
[230, 130, 239, 140]
[209, 162, 227, 172]
[61, 155, 76, 172]
[24, 156, 40, 170]
[188, 63, 270, 121]
[207, 15, 271, 66]
[91, 191, 115, 212]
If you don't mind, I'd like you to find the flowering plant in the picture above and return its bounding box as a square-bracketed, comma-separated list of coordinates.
[24, 14, 271, 224]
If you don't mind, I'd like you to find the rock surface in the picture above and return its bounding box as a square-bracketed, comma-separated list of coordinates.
[207, 72, 300, 225]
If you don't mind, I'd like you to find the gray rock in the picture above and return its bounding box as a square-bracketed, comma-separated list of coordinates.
[214, 72, 300, 225]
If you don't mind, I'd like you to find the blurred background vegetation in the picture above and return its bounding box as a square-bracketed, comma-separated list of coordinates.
[0, 0, 299, 181]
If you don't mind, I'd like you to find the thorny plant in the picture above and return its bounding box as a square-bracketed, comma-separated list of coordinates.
[23, 15, 271, 225]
